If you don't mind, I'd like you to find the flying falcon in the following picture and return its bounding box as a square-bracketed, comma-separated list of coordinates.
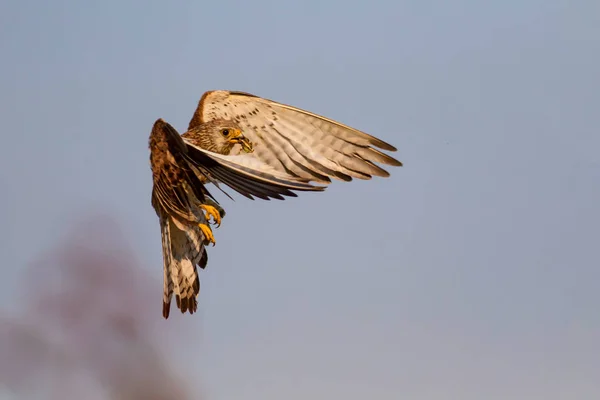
[149, 90, 402, 318]
[149, 117, 318, 318]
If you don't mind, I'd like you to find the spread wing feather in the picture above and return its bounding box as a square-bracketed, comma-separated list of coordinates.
[155, 121, 325, 201]
[184, 142, 325, 201]
[188, 90, 402, 184]
[150, 119, 213, 222]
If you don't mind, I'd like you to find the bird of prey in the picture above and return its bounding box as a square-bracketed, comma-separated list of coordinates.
[149, 117, 317, 318]
[149, 90, 402, 318]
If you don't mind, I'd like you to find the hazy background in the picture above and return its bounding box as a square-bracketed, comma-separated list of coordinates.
[1, 0, 599, 399]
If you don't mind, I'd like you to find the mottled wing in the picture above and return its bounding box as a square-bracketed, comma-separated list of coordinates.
[149, 119, 212, 318]
[149, 118, 210, 222]
[188, 90, 403, 184]
[184, 143, 325, 201]
[150, 117, 322, 201]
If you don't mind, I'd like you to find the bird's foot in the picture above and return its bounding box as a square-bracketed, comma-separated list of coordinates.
[198, 223, 216, 246]
[199, 204, 222, 227]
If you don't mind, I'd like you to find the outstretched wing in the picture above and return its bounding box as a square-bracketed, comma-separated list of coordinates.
[187, 90, 403, 184]
[155, 120, 325, 201]
[184, 143, 325, 201]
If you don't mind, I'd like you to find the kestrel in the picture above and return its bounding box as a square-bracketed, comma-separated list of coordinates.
[149, 117, 317, 318]
[149, 90, 402, 318]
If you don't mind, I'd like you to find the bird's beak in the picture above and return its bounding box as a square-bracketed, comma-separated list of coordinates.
[228, 131, 254, 153]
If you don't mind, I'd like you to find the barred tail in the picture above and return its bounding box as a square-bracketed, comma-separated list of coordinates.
[160, 216, 207, 319]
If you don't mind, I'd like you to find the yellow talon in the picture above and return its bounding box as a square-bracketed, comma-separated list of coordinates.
[198, 223, 216, 246]
[199, 204, 221, 227]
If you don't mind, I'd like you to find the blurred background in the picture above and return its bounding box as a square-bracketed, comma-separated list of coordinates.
[1, 0, 599, 399]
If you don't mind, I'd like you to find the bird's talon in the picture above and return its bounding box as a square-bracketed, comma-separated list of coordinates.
[199, 204, 221, 227]
[198, 223, 216, 246]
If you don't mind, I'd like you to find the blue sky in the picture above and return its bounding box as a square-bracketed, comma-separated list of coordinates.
[1, 0, 599, 398]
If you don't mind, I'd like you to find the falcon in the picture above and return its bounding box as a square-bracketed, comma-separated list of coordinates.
[149, 90, 402, 318]
[149, 118, 318, 318]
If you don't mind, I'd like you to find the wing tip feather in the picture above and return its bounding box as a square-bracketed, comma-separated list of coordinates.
[375, 141, 397, 152]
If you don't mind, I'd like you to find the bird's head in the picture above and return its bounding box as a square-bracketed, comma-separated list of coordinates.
[200, 119, 254, 155]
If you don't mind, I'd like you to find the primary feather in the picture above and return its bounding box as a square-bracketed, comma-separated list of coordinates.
[149, 90, 402, 318]
[186, 90, 402, 186]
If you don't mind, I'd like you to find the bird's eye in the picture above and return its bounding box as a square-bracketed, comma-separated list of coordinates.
[221, 129, 229, 136]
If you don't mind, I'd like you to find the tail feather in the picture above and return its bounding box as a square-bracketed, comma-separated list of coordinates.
[161, 217, 174, 319]
[161, 215, 206, 319]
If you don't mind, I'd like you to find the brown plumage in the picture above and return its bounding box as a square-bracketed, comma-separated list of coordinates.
[183, 118, 254, 155]
[149, 118, 315, 318]
[149, 119, 216, 319]
[149, 90, 402, 319]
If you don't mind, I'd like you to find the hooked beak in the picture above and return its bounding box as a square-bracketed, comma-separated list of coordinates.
[228, 134, 254, 153]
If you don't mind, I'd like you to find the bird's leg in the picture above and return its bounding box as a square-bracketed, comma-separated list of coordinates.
[206, 197, 226, 218]
[198, 198, 225, 227]
[198, 223, 216, 246]
[199, 204, 221, 227]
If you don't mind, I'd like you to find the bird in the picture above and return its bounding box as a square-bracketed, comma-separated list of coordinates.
[149, 117, 318, 318]
[149, 90, 403, 318]
[148, 119, 219, 318]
